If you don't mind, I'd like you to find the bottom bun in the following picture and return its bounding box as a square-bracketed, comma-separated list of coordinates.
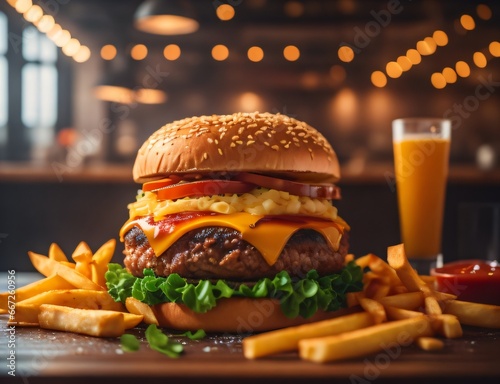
[152, 298, 351, 333]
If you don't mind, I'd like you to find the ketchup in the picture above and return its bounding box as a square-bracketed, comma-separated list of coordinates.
[432, 260, 500, 305]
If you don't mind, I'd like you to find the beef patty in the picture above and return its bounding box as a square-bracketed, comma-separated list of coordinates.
[123, 226, 348, 281]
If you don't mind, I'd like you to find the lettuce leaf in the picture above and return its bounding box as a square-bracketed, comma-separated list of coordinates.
[105, 261, 363, 319]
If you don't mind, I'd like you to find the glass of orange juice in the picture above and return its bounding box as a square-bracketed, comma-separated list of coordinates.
[392, 118, 451, 274]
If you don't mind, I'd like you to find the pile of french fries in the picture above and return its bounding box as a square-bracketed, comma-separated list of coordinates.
[0, 240, 143, 337]
[243, 244, 500, 363]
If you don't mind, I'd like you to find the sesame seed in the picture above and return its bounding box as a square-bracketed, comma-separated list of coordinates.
[218, 148, 223, 156]
[230, 142, 236, 148]
[232, 135, 239, 140]
[247, 135, 253, 139]
[203, 152, 208, 160]
[271, 145, 279, 151]
[207, 138, 214, 144]
[236, 140, 243, 145]
[215, 139, 219, 144]
[264, 142, 270, 146]
[280, 140, 287, 144]
[247, 140, 255, 145]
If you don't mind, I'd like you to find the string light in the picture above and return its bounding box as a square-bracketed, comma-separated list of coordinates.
[432, 30, 448, 46]
[460, 14, 475, 31]
[247, 46, 264, 62]
[338, 46, 354, 63]
[73, 45, 91, 63]
[163, 44, 181, 60]
[442, 67, 457, 84]
[431, 73, 446, 89]
[473, 51, 487, 68]
[489, 41, 500, 57]
[15, 0, 32, 14]
[386, 61, 402, 78]
[62, 38, 80, 57]
[216, 4, 235, 21]
[37, 15, 55, 33]
[455, 61, 471, 78]
[131, 44, 148, 60]
[283, 45, 300, 61]
[371, 71, 387, 88]
[397, 56, 412, 72]
[476, 4, 492, 20]
[212, 44, 229, 61]
[101, 45, 117, 60]
[23, 5, 43, 24]
[406, 49, 421, 65]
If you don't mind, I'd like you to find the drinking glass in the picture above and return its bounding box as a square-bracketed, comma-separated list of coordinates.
[392, 118, 451, 274]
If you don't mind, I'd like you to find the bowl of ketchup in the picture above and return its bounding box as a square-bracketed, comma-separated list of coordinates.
[431, 259, 500, 305]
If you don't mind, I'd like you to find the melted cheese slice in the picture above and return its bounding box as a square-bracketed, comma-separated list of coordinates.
[120, 213, 346, 266]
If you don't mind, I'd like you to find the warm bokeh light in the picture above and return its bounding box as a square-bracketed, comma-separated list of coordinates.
[473, 51, 487, 68]
[238, 92, 264, 112]
[47, 24, 62, 40]
[15, 0, 32, 14]
[135, 88, 168, 104]
[386, 61, 402, 79]
[301, 71, 320, 89]
[432, 30, 448, 47]
[460, 14, 475, 31]
[23, 5, 43, 24]
[94, 85, 134, 104]
[329, 65, 346, 86]
[417, 39, 435, 56]
[37, 15, 55, 33]
[73, 45, 91, 63]
[442, 67, 457, 84]
[101, 44, 117, 60]
[431, 73, 446, 89]
[476, 4, 492, 20]
[489, 41, 500, 57]
[455, 61, 471, 78]
[163, 44, 181, 60]
[338, 46, 354, 63]
[216, 4, 235, 21]
[52, 30, 71, 47]
[330, 88, 358, 131]
[131, 44, 148, 60]
[247, 46, 264, 62]
[397, 56, 412, 72]
[283, 45, 300, 61]
[211, 44, 229, 61]
[284, 1, 305, 18]
[62, 38, 81, 57]
[406, 49, 421, 65]
[371, 71, 387, 88]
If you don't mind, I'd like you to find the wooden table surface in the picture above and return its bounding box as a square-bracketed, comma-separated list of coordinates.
[1, 315, 500, 384]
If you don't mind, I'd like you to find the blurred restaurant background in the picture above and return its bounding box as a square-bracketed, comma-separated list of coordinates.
[0, 0, 499, 271]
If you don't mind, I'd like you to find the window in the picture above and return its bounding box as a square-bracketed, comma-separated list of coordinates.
[0, 12, 7, 146]
[22, 26, 58, 147]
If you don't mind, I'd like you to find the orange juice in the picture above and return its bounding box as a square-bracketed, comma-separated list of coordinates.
[393, 137, 450, 259]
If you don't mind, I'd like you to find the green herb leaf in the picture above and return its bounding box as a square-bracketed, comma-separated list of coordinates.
[145, 324, 183, 358]
[106, 261, 363, 319]
[180, 329, 206, 340]
[120, 333, 140, 352]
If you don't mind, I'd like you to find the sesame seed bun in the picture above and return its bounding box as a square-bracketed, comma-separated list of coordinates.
[132, 112, 340, 183]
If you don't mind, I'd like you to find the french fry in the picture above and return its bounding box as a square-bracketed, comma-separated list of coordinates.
[363, 279, 390, 300]
[28, 251, 103, 291]
[359, 298, 386, 324]
[72, 241, 93, 279]
[48, 243, 69, 262]
[432, 314, 463, 338]
[126, 297, 158, 325]
[355, 254, 376, 269]
[425, 296, 443, 316]
[387, 244, 432, 295]
[10, 289, 124, 324]
[384, 305, 425, 321]
[243, 312, 374, 359]
[346, 292, 361, 308]
[344, 253, 355, 265]
[417, 337, 444, 351]
[368, 256, 402, 287]
[442, 300, 500, 329]
[122, 312, 144, 329]
[0, 275, 74, 312]
[299, 316, 434, 363]
[38, 305, 125, 337]
[90, 239, 116, 288]
[377, 291, 424, 310]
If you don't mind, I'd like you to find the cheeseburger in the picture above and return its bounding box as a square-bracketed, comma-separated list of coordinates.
[106, 112, 362, 332]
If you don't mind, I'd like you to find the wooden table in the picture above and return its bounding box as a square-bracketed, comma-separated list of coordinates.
[1, 315, 499, 384]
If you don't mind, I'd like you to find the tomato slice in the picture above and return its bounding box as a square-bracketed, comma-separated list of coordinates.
[156, 180, 255, 200]
[142, 178, 178, 192]
[235, 173, 341, 199]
